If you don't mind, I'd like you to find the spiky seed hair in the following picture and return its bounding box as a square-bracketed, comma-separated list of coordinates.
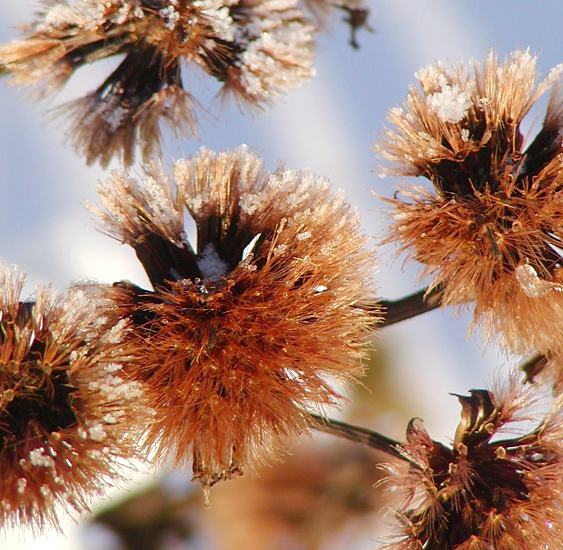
[0, 0, 315, 166]
[90, 145, 379, 488]
[0, 266, 151, 531]
[375, 50, 563, 356]
[379, 375, 563, 549]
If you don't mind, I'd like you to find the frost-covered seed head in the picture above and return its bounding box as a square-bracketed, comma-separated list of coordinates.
[92, 146, 379, 488]
[0, 266, 150, 531]
[375, 50, 563, 355]
[0, 0, 315, 166]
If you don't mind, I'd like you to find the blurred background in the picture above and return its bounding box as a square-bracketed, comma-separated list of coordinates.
[0, 1, 561, 548]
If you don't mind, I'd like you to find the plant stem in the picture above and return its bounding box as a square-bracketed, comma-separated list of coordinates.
[357, 285, 443, 327]
[379, 284, 443, 327]
[520, 353, 548, 383]
[309, 414, 417, 466]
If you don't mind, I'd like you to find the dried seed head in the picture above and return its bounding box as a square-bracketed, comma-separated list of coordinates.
[379, 378, 562, 549]
[0, 1, 314, 166]
[0, 266, 150, 531]
[91, 146, 379, 488]
[375, 50, 563, 355]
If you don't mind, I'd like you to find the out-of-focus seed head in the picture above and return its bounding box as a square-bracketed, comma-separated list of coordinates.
[300, 0, 372, 49]
[375, 50, 563, 355]
[91, 145, 378, 488]
[0, 1, 315, 166]
[523, 353, 563, 396]
[0, 266, 150, 531]
[210, 440, 384, 549]
[379, 377, 563, 549]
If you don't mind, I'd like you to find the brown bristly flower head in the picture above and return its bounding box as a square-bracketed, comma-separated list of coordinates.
[0, 0, 314, 166]
[0, 266, 150, 531]
[379, 376, 562, 549]
[375, 50, 563, 356]
[90, 145, 378, 488]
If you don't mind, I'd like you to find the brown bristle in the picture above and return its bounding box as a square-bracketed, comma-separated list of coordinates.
[375, 50, 563, 355]
[0, 267, 151, 531]
[89, 146, 380, 488]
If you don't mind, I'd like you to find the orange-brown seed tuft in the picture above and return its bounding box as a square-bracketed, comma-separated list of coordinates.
[91, 146, 379, 487]
[0, 266, 150, 531]
[375, 50, 563, 356]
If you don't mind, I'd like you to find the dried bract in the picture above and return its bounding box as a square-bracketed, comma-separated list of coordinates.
[0, 0, 314, 166]
[0, 266, 150, 531]
[91, 146, 378, 487]
[379, 380, 563, 549]
[375, 50, 563, 355]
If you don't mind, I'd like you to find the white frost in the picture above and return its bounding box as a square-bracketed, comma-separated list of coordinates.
[428, 85, 472, 123]
[29, 448, 55, 468]
[515, 263, 563, 298]
[197, 243, 229, 281]
[88, 424, 107, 442]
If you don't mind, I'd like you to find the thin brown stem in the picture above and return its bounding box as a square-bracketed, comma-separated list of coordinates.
[520, 353, 548, 383]
[380, 284, 443, 326]
[357, 284, 444, 327]
[309, 414, 418, 467]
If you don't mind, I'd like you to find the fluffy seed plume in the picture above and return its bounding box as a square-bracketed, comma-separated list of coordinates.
[375, 50, 563, 355]
[0, 0, 314, 166]
[379, 377, 563, 549]
[0, 266, 150, 531]
[91, 145, 378, 488]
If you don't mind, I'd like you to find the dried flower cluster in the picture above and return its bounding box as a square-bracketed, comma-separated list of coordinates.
[376, 50, 563, 356]
[381, 379, 562, 549]
[0, 0, 315, 166]
[0, 3, 561, 545]
[0, 266, 150, 531]
[89, 146, 377, 487]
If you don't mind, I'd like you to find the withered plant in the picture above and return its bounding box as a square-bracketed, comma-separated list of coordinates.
[88, 146, 377, 487]
[375, 51, 563, 357]
[378, 377, 562, 548]
[0, 4, 561, 549]
[0, 266, 151, 531]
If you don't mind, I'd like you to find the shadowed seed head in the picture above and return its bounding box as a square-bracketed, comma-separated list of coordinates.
[379, 376, 562, 549]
